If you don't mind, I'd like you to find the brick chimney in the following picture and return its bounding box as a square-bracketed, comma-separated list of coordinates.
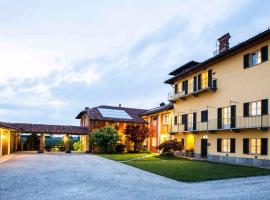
[218, 33, 231, 53]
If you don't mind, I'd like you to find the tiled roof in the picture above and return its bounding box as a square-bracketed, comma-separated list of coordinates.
[140, 104, 173, 116]
[0, 122, 89, 135]
[165, 28, 270, 84]
[76, 105, 148, 124]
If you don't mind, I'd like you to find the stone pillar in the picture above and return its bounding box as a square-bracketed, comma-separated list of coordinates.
[64, 134, 71, 153]
[38, 133, 45, 153]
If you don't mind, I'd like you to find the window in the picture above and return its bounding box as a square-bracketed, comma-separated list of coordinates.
[201, 110, 208, 122]
[174, 84, 178, 94]
[174, 116, 178, 125]
[201, 71, 208, 89]
[151, 117, 157, 126]
[244, 46, 268, 68]
[163, 114, 169, 125]
[187, 113, 193, 130]
[250, 138, 261, 154]
[223, 107, 231, 129]
[222, 139, 231, 153]
[151, 138, 156, 147]
[251, 101, 261, 116]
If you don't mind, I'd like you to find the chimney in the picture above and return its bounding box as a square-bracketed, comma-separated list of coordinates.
[119, 104, 122, 107]
[218, 33, 231, 53]
[160, 102, 165, 107]
[85, 107, 89, 110]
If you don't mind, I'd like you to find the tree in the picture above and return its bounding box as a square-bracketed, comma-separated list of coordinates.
[91, 127, 119, 153]
[157, 140, 183, 156]
[124, 124, 149, 152]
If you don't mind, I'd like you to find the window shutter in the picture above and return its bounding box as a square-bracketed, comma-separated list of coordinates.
[243, 102, 249, 117]
[174, 84, 178, 94]
[182, 114, 188, 131]
[261, 138, 268, 155]
[243, 54, 249, 68]
[230, 105, 236, 128]
[217, 138, 222, 152]
[217, 108, 222, 129]
[193, 76, 197, 92]
[198, 74, 202, 90]
[181, 138, 185, 148]
[174, 116, 178, 125]
[261, 46, 268, 62]
[182, 80, 188, 94]
[193, 112, 197, 130]
[230, 138, 236, 153]
[185, 80, 188, 94]
[261, 99, 268, 115]
[208, 69, 212, 88]
[243, 138, 249, 154]
[201, 110, 208, 122]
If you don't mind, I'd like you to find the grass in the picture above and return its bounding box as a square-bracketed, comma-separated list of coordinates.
[100, 153, 152, 161]
[100, 153, 270, 182]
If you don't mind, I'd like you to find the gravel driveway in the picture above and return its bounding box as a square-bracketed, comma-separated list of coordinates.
[0, 152, 270, 200]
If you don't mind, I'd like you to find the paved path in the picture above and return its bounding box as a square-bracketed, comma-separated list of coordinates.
[0, 153, 270, 200]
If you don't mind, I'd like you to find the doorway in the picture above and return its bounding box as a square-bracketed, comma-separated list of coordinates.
[201, 135, 208, 158]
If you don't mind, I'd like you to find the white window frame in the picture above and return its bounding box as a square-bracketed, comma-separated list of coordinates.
[222, 106, 231, 129]
[163, 114, 169, 125]
[187, 113, 193, 131]
[250, 50, 262, 67]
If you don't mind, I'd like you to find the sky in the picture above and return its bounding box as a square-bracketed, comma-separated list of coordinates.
[0, 0, 270, 125]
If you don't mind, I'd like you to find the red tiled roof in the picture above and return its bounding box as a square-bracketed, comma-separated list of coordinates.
[76, 105, 148, 124]
[0, 122, 89, 135]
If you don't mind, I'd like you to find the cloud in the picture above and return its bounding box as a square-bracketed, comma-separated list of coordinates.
[0, 0, 269, 124]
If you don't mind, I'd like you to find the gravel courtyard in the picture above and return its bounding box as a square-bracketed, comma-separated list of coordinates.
[1, 153, 270, 200]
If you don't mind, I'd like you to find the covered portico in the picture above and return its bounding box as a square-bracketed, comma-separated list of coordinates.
[0, 122, 90, 155]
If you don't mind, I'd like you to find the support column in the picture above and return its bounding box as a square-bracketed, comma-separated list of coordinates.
[38, 133, 45, 153]
[0, 129, 2, 157]
[64, 134, 71, 153]
[85, 135, 90, 153]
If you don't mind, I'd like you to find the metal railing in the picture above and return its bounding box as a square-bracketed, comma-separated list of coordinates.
[168, 79, 217, 101]
[171, 115, 270, 133]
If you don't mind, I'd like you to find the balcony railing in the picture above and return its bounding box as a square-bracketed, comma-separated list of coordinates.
[172, 115, 270, 133]
[168, 79, 217, 102]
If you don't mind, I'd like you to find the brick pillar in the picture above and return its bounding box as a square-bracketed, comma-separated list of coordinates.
[64, 134, 71, 153]
[38, 133, 45, 153]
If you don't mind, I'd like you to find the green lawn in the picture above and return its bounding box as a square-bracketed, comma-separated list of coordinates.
[100, 153, 270, 182]
[100, 153, 152, 161]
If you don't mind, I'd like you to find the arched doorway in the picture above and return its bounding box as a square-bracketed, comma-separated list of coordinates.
[201, 135, 208, 158]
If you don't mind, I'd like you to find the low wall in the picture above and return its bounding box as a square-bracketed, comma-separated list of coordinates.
[176, 152, 270, 168]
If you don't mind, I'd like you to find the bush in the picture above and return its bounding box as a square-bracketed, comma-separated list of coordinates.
[73, 141, 84, 151]
[115, 144, 125, 153]
[157, 140, 183, 156]
[91, 127, 119, 154]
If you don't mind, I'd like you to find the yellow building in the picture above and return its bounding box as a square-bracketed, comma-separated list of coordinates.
[140, 103, 173, 152]
[164, 29, 270, 167]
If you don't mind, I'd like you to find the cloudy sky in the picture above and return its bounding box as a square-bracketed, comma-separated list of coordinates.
[0, 0, 270, 125]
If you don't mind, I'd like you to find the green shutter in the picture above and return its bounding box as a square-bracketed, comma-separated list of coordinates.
[217, 138, 222, 152]
[261, 46, 268, 62]
[261, 138, 268, 155]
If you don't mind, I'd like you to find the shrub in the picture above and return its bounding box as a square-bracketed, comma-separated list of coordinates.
[157, 140, 183, 156]
[73, 141, 84, 151]
[115, 144, 125, 153]
[91, 127, 119, 154]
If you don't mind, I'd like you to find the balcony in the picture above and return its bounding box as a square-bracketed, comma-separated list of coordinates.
[168, 79, 217, 102]
[173, 115, 270, 133]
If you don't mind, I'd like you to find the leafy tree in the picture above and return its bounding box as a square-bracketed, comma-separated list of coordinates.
[124, 124, 149, 152]
[157, 140, 183, 156]
[73, 141, 84, 151]
[91, 127, 119, 153]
